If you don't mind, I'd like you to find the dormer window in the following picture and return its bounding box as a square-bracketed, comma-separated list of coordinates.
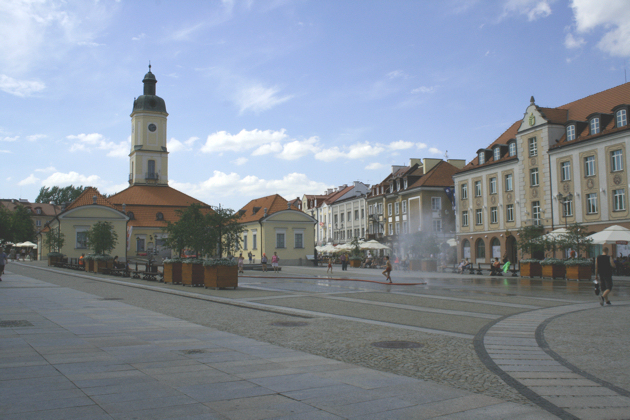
[617, 109, 627, 127]
[508, 141, 516, 157]
[396, 180, 400, 191]
[493, 147, 501, 161]
[478, 152, 485, 164]
[404, 179, 408, 189]
[566, 125, 575, 141]
[36, 208, 42, 215]
[590, 117, 600, 135]
[156, 212, 164, 221]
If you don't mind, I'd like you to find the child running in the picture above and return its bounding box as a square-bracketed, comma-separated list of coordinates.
[382, 255, 392, 283]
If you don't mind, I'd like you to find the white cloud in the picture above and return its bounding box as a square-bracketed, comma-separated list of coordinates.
[564, 32, 586, 49]
[201, 129, 288, 153]
[252, 142, 283, 156]
[235, 84, 293, 114]
[411, 86, 437, 94]
[35, 166, 56, 173]
[389, 140, 415, 150]
[1, 135, 19, 142]
[67, 133, 128, 158]
[277, 137, 319, 160]
[0, 74, 45, 97]
[314, 147, 342, 162]
[346, 142, 385, 159]
[429, 147, 443, 155]
[168, 136, 198, 152]
[132, 33, 146, 41]
[366, 162, 384, 170]
[42, 171, 101, 187]
[570, 0, 630, 57]
[26, 134, 47, 141]
[0, 149, 10, 154]
[501, 0, 552, 21]
[417, 143, 428, 149]
[18, 174, 39, 186]
[232, 157, 248, 165]
[172, 171, 329, 205]
[387, 70, 409, 79]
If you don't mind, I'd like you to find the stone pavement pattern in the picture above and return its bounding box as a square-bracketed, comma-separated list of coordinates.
[0, 270, 559, 419]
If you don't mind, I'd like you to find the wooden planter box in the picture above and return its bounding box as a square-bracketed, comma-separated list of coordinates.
[541, 264, 566, 279]
[204, 265, 238, 289]
[521, 262, 542, 278]
[94, 260, 112, 273]
[350, 259, 361, 268]
[409, 260, 422, 271]
[182, 263, 204, 286]
[163, 262, 182, 284]
[48, 256, 62, 266]
[421, 260, 437, 272]
[86, 259, 95, 272]
[565, 265, 592, 281]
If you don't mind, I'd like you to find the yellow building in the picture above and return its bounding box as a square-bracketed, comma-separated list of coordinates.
[238, 194, 316, 265]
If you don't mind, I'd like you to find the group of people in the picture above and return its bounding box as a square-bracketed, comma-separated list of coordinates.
[236, 251, 280, 274]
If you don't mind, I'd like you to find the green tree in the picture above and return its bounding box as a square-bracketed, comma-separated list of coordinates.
[36, 185, 86, 205]
[44, 227, 65, 253]
[516, 225, 545, 259]
[164, 203, 216, 258]
[86, 221, 118, 255]
[409, 231, 440, 257]
[208, 205, 244, 258]
[558, 222, 593, 258]
[10, 205, 35, 243]
[0, 206, 12, 243]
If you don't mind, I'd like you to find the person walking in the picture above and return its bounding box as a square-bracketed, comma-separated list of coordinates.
[595, 246, 615, 306]
[261, 253, 268, 272]
[340, 253, 347, 271]
[237, 253, 245, 274]
[271, 252, 280, 273]
[248, 251, 253, 264]
[382, 255, 392, 283]
[327, 256, 333, 274]
[0, 247, 8, 281]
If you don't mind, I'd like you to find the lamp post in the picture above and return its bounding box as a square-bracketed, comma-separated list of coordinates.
[556, 192, 573, 229]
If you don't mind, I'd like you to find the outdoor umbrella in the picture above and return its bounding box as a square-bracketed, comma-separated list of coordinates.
[16, 241, 38, 249]
[587, 225, 630, 244]
[446, 238, 457, 247]
[539, 228, 569, 241]
[315, 243, 337, 253]
[359, 240, 391, 250]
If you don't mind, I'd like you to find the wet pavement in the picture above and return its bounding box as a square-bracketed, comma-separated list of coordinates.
[1, 261, 628, 419]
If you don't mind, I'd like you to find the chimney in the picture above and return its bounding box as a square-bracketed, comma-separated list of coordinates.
[327, 188, 333, 195]
[264, 208, 268, 216]
[287, 202, 291, 209]
[122, 203, 126, 213]
[92, 196, 97, 204]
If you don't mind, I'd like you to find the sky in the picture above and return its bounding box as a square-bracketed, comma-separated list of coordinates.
[2, 0, 630, 211]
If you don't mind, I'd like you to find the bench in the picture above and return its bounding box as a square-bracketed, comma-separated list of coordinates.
[305, 255, 321, 266]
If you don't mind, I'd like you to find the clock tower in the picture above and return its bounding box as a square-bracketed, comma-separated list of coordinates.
[129, 65, 169, 186]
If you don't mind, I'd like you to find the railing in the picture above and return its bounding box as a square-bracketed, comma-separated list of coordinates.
[145, 172, 159, 180]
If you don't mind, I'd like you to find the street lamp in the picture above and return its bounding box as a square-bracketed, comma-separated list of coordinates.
[556, 192, 573, 229]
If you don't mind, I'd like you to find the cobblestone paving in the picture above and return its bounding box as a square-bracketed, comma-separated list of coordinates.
[544, 304, 630, 393]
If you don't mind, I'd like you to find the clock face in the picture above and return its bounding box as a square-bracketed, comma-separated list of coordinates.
[148, 123, 157, 132]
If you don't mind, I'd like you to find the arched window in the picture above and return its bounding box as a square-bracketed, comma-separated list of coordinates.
[491, 238, 501, 259]
[156, 212, 164, 221]
[462, 239, 471, 259]
[127, 211, 135, 220]
[476, 239, 486, 259]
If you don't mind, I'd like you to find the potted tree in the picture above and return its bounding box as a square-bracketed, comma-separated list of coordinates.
[203, 258, 238, 289]
[349, 238, 363, 268]
[86, 221, 118, 273]
[44, 227, 65, 266]
[540, 258, 566, 279]
[517, 225, 545, 278]
[409, 232, 439, 271]
[558, 223, 593, 280]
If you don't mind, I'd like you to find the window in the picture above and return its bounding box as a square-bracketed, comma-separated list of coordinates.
[490, 207, 498, 224]
[378, 203, 383, 214]
[36, 208, 42, 215]
[432, 220, 442, 232]
[562, 198, 573, 218]
[591, 117, 600, 135]
[147, 160, 156, 178]
[253, 232, 257, 249]
[494, 147, 501, 161]
[388, 203, 392, 215]
[388, 223, 393, 235]
[475, 209, 483, 225]
[530, 168, 539, 186]
[489, 177, 497, 194]
[461, 183, 468, 200]
[567, 125, 575, 141]
[395, 202, 399, 215]
[529, 138, 537, 157]
[506, 204, 514, 222]
[478, 152, 485, 164]
[476, 239, 485, 259]
[395, 223, 400, 235]
[561, 161, 571, 181]
[396, 180, 400, 191]
[509, 142, 516, 157]
[532, 201, 541, 226]
[431, 197, 441, 211]
[611, 150, 623, 172]
[136, 236, 145, 252]
[347, 212, 351, 222]
[276, 233, 285, 248]
[76, 229, 88, 249]
[505, 173, 513, 191]
[36, 219, 41, 227]
[585, 156, 596, 177]
[475, 181, 482, 197]
[369, 205, 373, 215]
[361, 208, 364, 219]
[402, 221, 407, 234]
[613, 189, 626, 211]
[617, 109, 627, 127]
[294, 232, 304, 248]
[402, 201, 407, 214]
[404, 179, 408, 189]
[243, 233, 248, 250]
[355, 210, 359, 220]
[587, 193, 598, 214]
[462, 211, 469, 227]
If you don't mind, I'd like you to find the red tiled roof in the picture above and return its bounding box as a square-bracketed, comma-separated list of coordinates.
[0, 200, 61, 216]
[64, 187, 119, 212]
[237, 194, 300, 223]
[409, 161, 458, 188]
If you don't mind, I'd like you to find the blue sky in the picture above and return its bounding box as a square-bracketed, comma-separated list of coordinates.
[2, 0, 629, 210]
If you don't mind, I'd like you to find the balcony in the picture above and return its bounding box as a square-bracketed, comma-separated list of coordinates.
[145, 172, 159, 181]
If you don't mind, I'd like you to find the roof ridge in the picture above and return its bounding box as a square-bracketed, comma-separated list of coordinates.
[558, 81, 630, 110]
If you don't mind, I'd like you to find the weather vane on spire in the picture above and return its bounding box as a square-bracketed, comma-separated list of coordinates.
[148, 61, 151, 72]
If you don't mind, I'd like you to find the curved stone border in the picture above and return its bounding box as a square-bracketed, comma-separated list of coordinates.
[476, 302, 630, 420]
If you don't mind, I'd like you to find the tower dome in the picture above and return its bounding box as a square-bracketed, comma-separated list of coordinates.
[132, 64, 167, 114]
